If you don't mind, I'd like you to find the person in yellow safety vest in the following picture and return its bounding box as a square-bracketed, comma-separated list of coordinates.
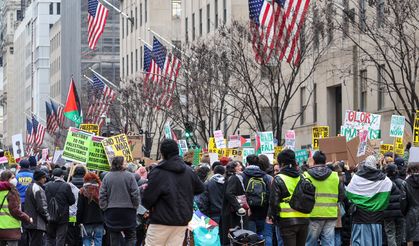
[268, 149, 310, 246]
[304, 151, 345, 246]
[0, 170, 33, 246]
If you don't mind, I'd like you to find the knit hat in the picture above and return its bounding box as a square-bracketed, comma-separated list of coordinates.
[33, 170, 46, 181]
[394, 157, 405, 167]
[28, 156, 37, 167]
[160, 139, 179, 159]
[19, 160, 30, 169]
[386, 163, 397, 176]
[220, 157, 230, 166]
[364, 155, 377, 169]
[52, 168, 64, 177]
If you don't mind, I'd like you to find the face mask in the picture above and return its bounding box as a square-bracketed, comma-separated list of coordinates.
[10, 178, 18, 187]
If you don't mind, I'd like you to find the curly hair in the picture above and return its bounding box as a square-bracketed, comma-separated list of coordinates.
[83, 172, 101, 185]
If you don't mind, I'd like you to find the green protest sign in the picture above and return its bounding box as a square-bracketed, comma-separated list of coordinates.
[242, 148, 255, 165]
[295, 149, 309, 166]
[62, 127, 92, 164]
[87, 136, 109, 171]
[258, 131, 274, 154]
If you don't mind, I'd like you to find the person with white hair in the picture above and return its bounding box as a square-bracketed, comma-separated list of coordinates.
[346, 155, 393, 246]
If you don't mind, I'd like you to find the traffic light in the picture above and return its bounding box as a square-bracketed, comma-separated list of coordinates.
[185, 130, 192, 138]
[184, 122, 194, 138]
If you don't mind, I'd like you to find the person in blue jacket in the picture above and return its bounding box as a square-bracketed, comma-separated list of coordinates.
[15, 160, 34, 205]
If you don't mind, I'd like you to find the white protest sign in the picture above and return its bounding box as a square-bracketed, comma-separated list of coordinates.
[389, 115, 405, 138]
[409, 147, 419, 163]
[285, 130, 296, 150]
[214, 130, 226, 149]
[228, 135, 241, 148]
[357, 130, 368, 157]
[342, 110, 382, 141]
[11, 134, 25, 159]
[164, 122, 172, 139]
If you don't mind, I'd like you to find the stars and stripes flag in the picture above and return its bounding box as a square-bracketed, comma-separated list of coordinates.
[32, 116, 46, 147]
[87, 0, 109, 49]
[26, 118, 34, 153]
[45, 101, 59, 134]
[143, 45, 162, 98]
[50, 100, 65, 128]
[87, 74, 117, 126]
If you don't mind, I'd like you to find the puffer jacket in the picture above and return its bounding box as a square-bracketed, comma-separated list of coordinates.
[198, 174, 225, 218]
[383, 176, 404, 218]
[402, 174, 419, 242]
[24, 182, 50, 231]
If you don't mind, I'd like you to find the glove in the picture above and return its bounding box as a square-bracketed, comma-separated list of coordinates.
[238, 208, 246, 215]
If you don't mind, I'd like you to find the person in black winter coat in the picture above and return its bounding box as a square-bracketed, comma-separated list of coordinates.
[70, 165, 87, 189]
[45, 168, 76, 246]
[142, 139, 204, 246]
[401, 162, 419, 245]
[198, 165, 226, 224]
[383, 164, 406, 246]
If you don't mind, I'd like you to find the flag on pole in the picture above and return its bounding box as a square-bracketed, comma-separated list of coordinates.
[32, 116, 46, 147]
[143, 45, 162, 97]
[64, 79, 83, 126]
[46, 101, 59, 134]
[88, 75, 117, 126]
[87, 0, 109, 49]
[26, 119, 34, 154]
[50, 100, 65, 128]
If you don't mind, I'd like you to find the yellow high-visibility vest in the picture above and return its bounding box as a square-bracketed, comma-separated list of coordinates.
[0, 190, 21, 229]
[277, 174, 310, 218]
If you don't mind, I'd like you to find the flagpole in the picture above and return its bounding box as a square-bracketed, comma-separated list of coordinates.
[49, 97, 64, 107]
[139, 38, 152, 49]
[88, 67, 119, 90]
[148, 28, 186, 57]
[83, 75, 94, 85]
[24, 112, 47, 124]
[100, 0, 134, 24]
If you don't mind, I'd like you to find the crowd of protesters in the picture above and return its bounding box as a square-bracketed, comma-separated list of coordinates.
[0, 139, 417, 246]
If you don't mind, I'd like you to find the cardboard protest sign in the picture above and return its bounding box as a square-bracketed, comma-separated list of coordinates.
[318, 136, 347, 162]
[380, 144, 394, 155]
[285, 130, 296, 150]
[62, 127, 93, 164]
[347, 137, 371, 169]
[87, 136, 109, 171]
[312, 126, 329, 150]
[342, 110, 381, 140]
[80, 124, 99, 136]
[242, 148, 255, 165]
[295, 149, 309, 165]
[11, 134, 24, 160]
[413, 111, 419, 147]
[102, 134, 133, 163]
[394, 137, 404, 156]
[258, 131, 274, 154]
[214, 130, 226, 149]
[390, 115, 405, 138]
[164, 122, 172, 139]
[128, 135, 143, 159]
[228, 135, 241, 149]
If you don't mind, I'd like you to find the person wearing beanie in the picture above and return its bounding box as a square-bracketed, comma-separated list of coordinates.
[220, 156, 230, 166]
[45, 168, 76, 245]
[70, 165, 87, 189]
[143, 139, 204, 246]
[24, 170, 49, 245]
[28, 156, 37, 171]
[15, 160, 34, 205]
[346, 156, 393, 245]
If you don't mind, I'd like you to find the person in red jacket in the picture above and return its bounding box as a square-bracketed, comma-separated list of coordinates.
[0, 170, 32, 246]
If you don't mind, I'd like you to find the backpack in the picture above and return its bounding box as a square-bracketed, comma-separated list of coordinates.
[48, 183, 64, 223]
[245, 176, 267, 207]
[289, 175, 316, 214]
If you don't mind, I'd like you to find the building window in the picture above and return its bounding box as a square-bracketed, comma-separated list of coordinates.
[131, 52, 134, 74]
[377, 65, 385, 110]
[215, 0, 218, 29]
[172, 0, 181, 18]
[223, 0, 227, 24]
[122, 17, 124, 37]
[300, 87, 306, 125]
[342, 0, 349, 37]
[199, 9, 203, 37]
[140, 47, 143, 69]
[313, 5, 320, 50]
[135, 49, 138, 72]
[122, 58, 125, 77]
[359, 0, 366, 31]
[130, 10, 133, 32]
[313, 83, 317, 123]
[140, 4, 143, 26]
[145, 0, 148, 23]
[126, 17, 129, 37]
[49, 3, 53, 14]
[207, 4, 210, 33]
[376, 0, 384, 28]
[135, 7, 137, 29]
[192, 13, 196, 41]
[185, 17, 189, 43]
[326, 0, 333, 44]
[57, 3, 60, 15]
[126, 55, 129, 76]
[360, 69, 367, 111]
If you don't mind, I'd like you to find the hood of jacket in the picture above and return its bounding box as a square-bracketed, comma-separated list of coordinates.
[307, 165, 332, 180]
[243, 165, 266, 178]
[210, 174, 225, 184]
[0, 181, 11, 191]
[279, 166, 300, 178]
[156, 155, 186, 173]
[356, 165, 386, 181]
[407, 174, 419, 188]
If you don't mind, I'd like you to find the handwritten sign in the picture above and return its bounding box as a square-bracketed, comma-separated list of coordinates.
[102, 134, 133, 163]
[285, 130, 296, 150]
[214, 130, 226, 149]
[342, 110, 381, 140]
[389, 115, 405, 138]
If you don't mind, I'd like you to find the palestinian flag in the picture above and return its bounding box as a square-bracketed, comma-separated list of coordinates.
[64, 79, 83, 126]
[346, 166, 392, 212]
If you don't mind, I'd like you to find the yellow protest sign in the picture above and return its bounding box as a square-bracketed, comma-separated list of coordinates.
[274, 146, 283, 159]
[312, 126, 329, 150]
[208, 137, 217, 153]
[414, 111, 419, 147]
[80, 124, 100, 136]
[394, 137, 404, 156]
[102, 134, 133, 163]
[380, 144, 394, 155]
[231, 149, 242, 157]
[4, 151, 16, 163]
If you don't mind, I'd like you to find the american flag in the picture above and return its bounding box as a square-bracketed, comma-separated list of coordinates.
[26, 118, 34, 149]
[87, 75, 116, 126]
[143, 45, 162, 97]
[45, 101, 59, 134]
[87, 0, 109, 49]
[50, 100, 65, 128]
[32, 116, 46, 147]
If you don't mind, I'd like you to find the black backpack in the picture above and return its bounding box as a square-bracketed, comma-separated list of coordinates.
[289, 175, 316, 214]
[245, 176, 268, 207]
[47, 183, 64, 223]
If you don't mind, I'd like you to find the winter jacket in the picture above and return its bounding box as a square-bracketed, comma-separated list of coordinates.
[269, 166, 310, 227]
[71, 174, 85, 189]
[198, 174, 225, 219]
[24, 182, 50, 231]
[0, 182, 31, 240]
[15, 169, 33, 204]
[402, 174, 419, 242]
[142, 155, 204, 226]
[383, 176, 404, 219]
[68, 182, 79, 222]
[77, 190, 103, 225]
[99, 171, 139, 210]
[45, 178, 76, 224]
[241, 166, 272, 220]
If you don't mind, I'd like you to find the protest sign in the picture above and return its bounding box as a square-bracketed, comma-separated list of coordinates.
[80, 124, 99, 136]
[164, 122, 172, 139]
[357, 130, 369, 157]
[312, 126, 329, 150]
[414, 111, 419, 147]
[41, 148, 49, 161]
[52, 150, 66, 166]
[128, 135, 143, 159]
[209, 153, 219, 165]
[409, 147, 419, 163]
[4, 151, 15, 164]
[318, 136, 347, 161]
[242, 148, 255, 165]
[347, 137, 372, 169]
[295, 149, 309, 165]
[390, 115, 405, 138]
[87, 136, 109, 171]
[228, 135, 241, 149]
[178, 140, 188, 156]
[380, 144, 394, 155]
[208, 137, 216, 153]
[11, 134, 24, 160]
[192, 148, 202, 166]
[394, 137, 404, 156]
[258, 131, 274, 154]
[102, 134, 133, 163]
[62, 127, 92, 164]
[342, 110, 381, 140]
[231, 149, 242, 157]
[285, 130, 296, 150]
[214, 130, 226, 149]
[274, 146, 283, 160]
